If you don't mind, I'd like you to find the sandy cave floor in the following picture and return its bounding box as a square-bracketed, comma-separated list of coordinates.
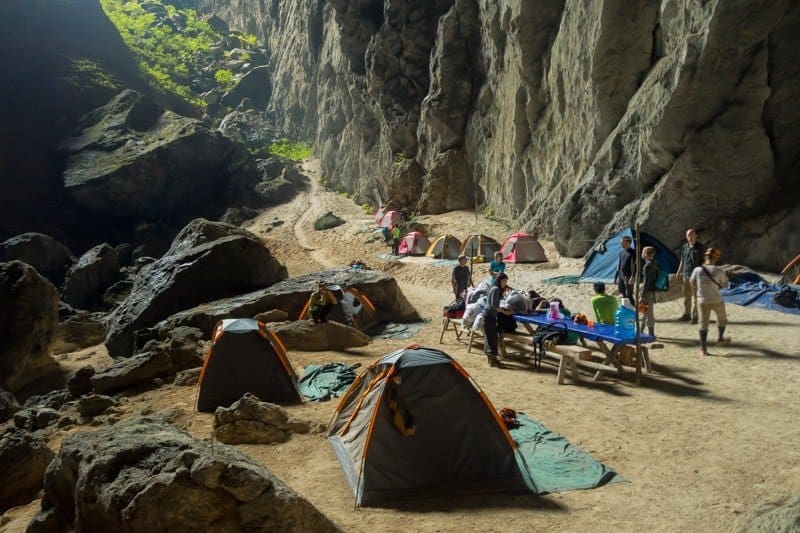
[2, 159, 799, 532]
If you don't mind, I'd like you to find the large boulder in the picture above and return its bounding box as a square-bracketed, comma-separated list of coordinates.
[218, 109, 277, 148]
[731, 494, 800, 532]
[0, 429, 55, 512]
[90, 350, 174, 394]
[0, 388, 21, 423]
[220, 65, 272, 109]
[52, 311, 107, 354]
[104, 219, 287, 357]
[213, 393, 314, 445]
[155, 268, 419, 338]
[0, 233, 75, 286]
[30, 417, 340, 532]
[268, 321, 371, 351]
[0, 261, 60, 393]
[62, 90, 263, 223]
[62, 243, 121, 309]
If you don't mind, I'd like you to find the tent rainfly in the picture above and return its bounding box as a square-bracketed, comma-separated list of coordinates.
[397, 231, 431, 256]
[328, 346, 533, 506]
[196, 319, 301, 412]
[500, 232, 547, 263]
[459, 234, 501, 260]
[425, 234, 462, 259]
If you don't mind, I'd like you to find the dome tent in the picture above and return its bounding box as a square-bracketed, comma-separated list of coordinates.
[425, 234, 462, 259]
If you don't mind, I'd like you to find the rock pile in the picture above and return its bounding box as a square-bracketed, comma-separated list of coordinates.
[213, 393, 317, 445]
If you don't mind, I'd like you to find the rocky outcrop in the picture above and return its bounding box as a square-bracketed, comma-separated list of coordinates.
[0, 429, 55, 512]
[191, 0, 800, 271]
[105, 219, 287, 357]
[268, 320, 371, 351]
[220, 65, 272, 108]
[30, 417, 340, 532]
[53, 312, 107, 354]
[0, 261, 60, 393]
[0, 388, 21, 423]
[75, 394, 118, 418]
[314, 211, 345, 230]
[91, 350, 174, 394]
[213, 393, 315, 444]
[731, 494, 800, 533]
[62, 90, 264, 224]
[155, 267, 419, 337]
[0, 233, 75, 287]
[62, 243, 121, 309]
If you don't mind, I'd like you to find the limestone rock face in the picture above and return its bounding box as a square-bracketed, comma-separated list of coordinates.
[192, 0, 800, 271]
[53, 312, 107, 355]
[63, 90, 263, 224]
[29, 417, 341, 532]
[104, 219, 287, 357]
[155, 267, 420, 337]
[0, 261, 60, 393]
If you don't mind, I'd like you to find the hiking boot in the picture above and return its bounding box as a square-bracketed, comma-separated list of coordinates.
[718, 337, 732, 346]
[699, 348, 708, 356]
[487, 354, 500, 368]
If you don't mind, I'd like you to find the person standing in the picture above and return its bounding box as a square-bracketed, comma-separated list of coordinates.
[614, 235, 635, 299]
[590, 282, 619, 325]
[676, 229, 705, 323]
[390, 225, 401, 255]
[451, 255, 473, 298]
[690, 248, 731, 356]
[640, 246, 659, 337]
[488, 251, 506, 275]
[483, 273, 510, 368]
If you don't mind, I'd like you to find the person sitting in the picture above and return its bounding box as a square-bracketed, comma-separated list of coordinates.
[308, 280, 338, 324]
[591, 282, 619, 325]
[489, 251, 506, 275]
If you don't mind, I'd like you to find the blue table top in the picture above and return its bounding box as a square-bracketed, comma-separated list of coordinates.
[513, 313, 656, 345]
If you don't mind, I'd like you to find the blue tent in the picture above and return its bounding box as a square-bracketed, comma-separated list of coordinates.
[579, 228, 679, 290]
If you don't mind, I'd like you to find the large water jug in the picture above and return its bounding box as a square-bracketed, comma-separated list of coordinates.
[548, 300, 560, 319]
[614, 298, 636, 336]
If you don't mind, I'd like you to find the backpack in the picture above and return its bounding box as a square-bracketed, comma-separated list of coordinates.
[773, 286, 800, 309]
[530, 323, 569, 370]
[443, 297, 466, 318]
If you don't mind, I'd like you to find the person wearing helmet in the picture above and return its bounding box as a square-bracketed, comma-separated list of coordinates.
[689, 248, 731, 356]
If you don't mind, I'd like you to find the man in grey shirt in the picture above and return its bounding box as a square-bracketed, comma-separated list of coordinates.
[677, 229, 704, 323]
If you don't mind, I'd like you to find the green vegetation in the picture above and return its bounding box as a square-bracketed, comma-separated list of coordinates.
[268, 139, 313, 161]
[66, 58, 119, 90]
[214, 68, 234, 90]
[236, 32, 258, 48]
[100, 0, 219, 107]
[361, 203, 372, 214]
[484, 207, 494, 217]
[393, 152, 407, 164]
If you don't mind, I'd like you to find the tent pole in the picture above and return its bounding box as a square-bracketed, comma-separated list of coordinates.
[634, 224, 642, 386]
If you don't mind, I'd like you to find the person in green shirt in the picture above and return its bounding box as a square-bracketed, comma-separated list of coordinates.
[390, 225, 402, 255]
[591, 282, 619, 325]
[308, 280, 338, 323]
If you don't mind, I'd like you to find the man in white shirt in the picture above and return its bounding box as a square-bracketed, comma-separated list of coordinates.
[689, 247, 731, 356]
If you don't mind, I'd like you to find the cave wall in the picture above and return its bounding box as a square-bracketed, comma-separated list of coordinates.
[191, 0, 800, 270]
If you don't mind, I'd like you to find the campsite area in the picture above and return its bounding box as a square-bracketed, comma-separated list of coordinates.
[2, 160, 799, 532]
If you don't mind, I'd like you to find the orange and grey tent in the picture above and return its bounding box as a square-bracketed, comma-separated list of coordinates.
[328, 346, 533, 506]
[196, 319, 301, 412]
[459, 234, 501, 260]
[425, 234, 461, 259]
[377, 210, 401, 228]
[779, 254, 800, 285]
[397, 231, 431, 256]
[501, 232, 548, 263]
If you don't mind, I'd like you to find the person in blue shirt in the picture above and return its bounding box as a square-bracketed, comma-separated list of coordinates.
[489, 252, 506, 275]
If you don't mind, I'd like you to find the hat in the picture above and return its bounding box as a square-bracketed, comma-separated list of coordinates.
[705, 247, 721, 259]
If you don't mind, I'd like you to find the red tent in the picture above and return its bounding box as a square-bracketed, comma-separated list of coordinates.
[501, 233, 547, 263]
[397, 231, 431, 256]
[378, 210, 401, 228]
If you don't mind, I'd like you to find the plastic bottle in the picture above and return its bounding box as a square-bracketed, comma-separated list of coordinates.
[548, 300, 560, 319]
[614, 298, 637, 336]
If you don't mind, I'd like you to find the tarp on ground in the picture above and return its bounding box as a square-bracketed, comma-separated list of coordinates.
[510, 413, 625, 494]
[721, 274, 800, 316]
[298, 363, 359, 401]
